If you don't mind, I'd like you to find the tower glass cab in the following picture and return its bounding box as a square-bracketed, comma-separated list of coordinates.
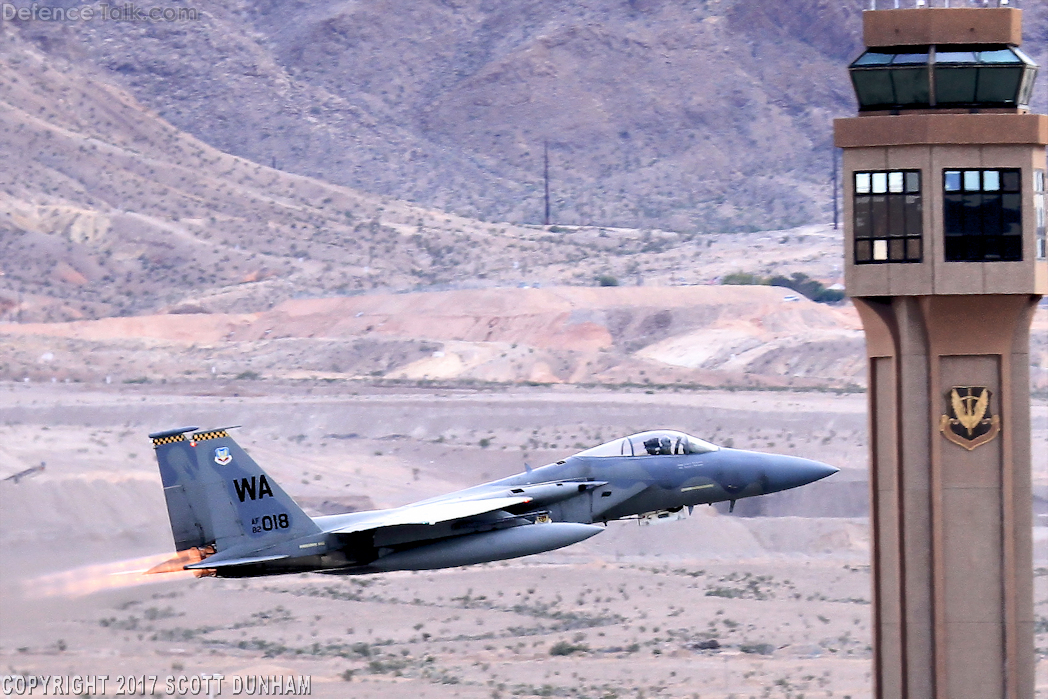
[850, 45, 1037, 111]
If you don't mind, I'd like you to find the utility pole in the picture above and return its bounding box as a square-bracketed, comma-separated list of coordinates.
[832, 145, 839, 230]
[543, 141, 551, 226]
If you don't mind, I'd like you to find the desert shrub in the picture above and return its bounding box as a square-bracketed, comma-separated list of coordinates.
[721, 271, 763, 285]
[767, 272, 845, 303]
[721, 271, 844, 303]
[549, 640, 589, 656]
[740, 642, 775, 655]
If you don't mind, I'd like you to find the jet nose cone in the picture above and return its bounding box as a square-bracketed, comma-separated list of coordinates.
[764, 456, 839, 493]
[805, 459, 840, 482]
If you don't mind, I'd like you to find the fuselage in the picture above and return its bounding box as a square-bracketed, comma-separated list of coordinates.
[152, 428, 836, 578]
[429, 445, 838, 525]
[301, 440, 837, 576]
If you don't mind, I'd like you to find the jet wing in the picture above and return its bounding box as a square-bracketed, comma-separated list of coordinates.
[328, 496, 534, 535]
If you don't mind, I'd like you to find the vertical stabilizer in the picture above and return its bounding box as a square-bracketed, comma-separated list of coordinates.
[151, 427, 318, 552]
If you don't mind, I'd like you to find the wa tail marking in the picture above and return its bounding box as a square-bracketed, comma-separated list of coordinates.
[233, 475, 274, 502]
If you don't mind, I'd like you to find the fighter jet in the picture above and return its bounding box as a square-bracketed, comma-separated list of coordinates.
[147, 426, 836, 578]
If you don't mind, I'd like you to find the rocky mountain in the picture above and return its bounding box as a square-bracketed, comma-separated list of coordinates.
[0, 25, 528, 320]
[1, 2, 1044, 324]
[0, 16, 856, 323]
[13, 0, 1042, 236]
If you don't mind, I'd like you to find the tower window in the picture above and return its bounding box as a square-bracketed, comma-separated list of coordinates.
[853, 170, 922, 264]
[943, 169, 1022, 262]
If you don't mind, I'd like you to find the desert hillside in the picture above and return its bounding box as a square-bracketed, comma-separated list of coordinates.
[0, 23, 851, 324]
[14, 1, 1044, 234]
[4, 282, 1045, 391]
[0, 285, 870, 389]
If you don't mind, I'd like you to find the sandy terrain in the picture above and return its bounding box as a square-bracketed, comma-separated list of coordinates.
[4, 287, 1044, 394]
[1, 383, 1045, 698]
[0, 285, 878, 391]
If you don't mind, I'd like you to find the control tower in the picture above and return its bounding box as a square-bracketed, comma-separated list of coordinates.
[834, 6, 1045, 699]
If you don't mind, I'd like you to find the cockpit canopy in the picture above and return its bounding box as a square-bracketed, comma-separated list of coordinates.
[574, 430, 719, 458]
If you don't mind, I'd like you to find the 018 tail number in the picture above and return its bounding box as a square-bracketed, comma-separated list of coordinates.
[251, 513, 289, 533]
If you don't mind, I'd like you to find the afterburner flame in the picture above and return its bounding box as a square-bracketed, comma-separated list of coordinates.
[145, 545, 215, 575]
[24, 549, 211, 599]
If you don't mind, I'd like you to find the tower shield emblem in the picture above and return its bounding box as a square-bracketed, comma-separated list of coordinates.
[213, 446, 233, 466]
[939, 386, 1000, 451]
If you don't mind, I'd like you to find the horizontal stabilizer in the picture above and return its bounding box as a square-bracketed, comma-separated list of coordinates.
[184, 553, 288, 570]
[148, 426, 199, 440]
[331, 496, 533, 535]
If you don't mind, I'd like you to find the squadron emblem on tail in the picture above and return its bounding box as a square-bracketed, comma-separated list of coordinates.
[214, 447, 232, 466]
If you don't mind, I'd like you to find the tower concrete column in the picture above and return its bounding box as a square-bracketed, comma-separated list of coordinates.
[834, 7, 1045, 699]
